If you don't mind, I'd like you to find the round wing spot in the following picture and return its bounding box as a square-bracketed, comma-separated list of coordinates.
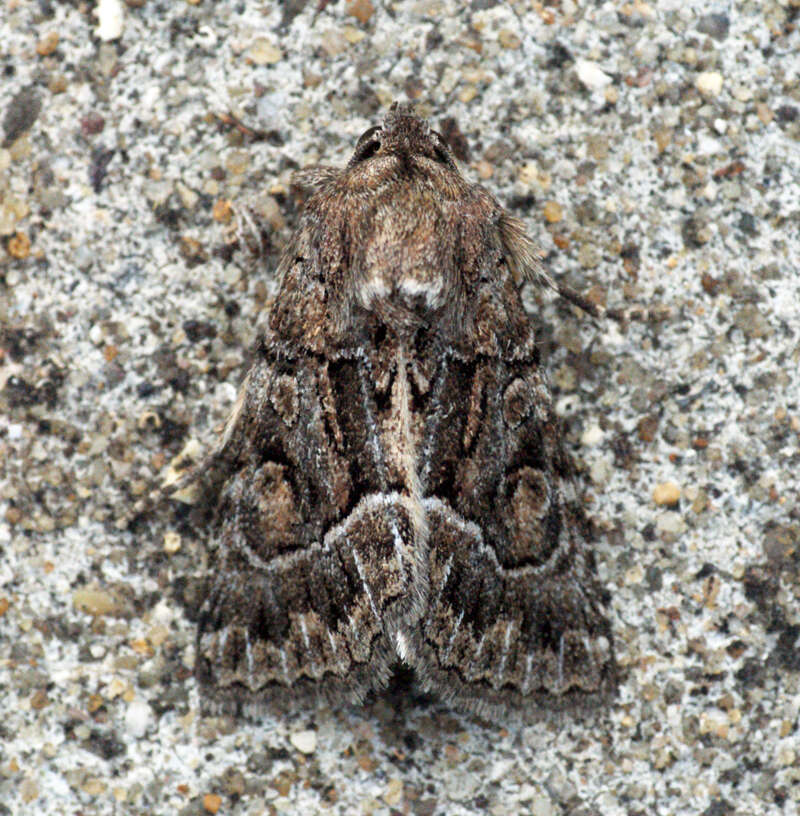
[270, 374, 300, 425]
[503, 377, 533, 427]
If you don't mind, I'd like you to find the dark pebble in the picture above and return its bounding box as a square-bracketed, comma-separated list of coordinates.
[697, 13, 730, 41]
[701, 798, 735, 816]
[83, 729, 127, 760]
[772, 625, 800, 671]
[734, 658, 766, 688]
[3, 86, 42, 147]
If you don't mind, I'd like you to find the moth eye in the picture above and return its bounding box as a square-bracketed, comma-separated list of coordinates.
[356, 125, 381, 146]
[352, 126, 382, 163]
[429, 131, 455, 167]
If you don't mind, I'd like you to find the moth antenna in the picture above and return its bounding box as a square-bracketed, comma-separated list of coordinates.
[553, 278, 672, 324]
[500, 213, 670, 324]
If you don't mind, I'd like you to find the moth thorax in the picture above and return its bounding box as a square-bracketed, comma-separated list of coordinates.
[358, 269, 445, 311]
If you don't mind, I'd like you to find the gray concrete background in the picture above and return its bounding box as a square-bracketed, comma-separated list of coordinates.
[1, 1, 799, 814]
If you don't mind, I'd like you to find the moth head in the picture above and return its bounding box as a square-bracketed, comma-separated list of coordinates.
[347, 102, 456, 170]
[294, 104, 548, 335]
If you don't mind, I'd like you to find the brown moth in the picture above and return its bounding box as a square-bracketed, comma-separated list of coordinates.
[190, 103, 617, 716]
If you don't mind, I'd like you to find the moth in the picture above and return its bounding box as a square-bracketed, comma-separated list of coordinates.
[182, 104, 618, 716]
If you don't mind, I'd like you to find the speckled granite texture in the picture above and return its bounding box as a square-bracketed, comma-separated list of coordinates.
[1, 1, 799, 814]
